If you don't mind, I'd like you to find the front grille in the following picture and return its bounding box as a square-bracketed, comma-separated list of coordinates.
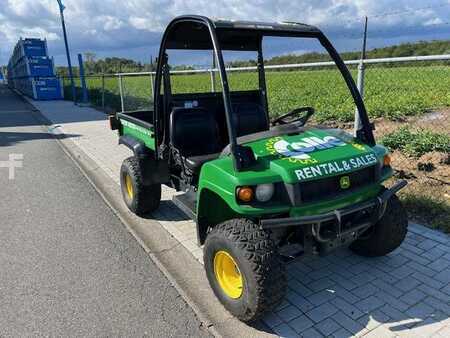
[299, 165, 377, 203]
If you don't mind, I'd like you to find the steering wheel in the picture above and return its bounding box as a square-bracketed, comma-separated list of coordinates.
[272, 107, 315, 126]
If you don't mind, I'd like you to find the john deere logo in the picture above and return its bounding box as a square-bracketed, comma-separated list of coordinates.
[340, 176, 350, 189]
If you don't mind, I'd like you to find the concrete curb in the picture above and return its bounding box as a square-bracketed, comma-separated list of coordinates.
[25, 101, 273, 338]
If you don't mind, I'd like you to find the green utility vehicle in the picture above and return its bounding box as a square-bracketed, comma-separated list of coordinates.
[110, 15, 408, 322]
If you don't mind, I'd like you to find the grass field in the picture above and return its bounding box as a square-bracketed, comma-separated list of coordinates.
[72, 65, 450, 123]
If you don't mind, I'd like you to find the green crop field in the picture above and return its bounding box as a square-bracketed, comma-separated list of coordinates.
[67, 65, 450, 123]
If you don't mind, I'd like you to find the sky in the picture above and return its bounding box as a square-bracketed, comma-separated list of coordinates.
[0, 0, 449, 66]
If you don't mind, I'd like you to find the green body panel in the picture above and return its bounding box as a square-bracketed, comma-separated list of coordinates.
[243, 128, 379, 184]
[197, 128, 391, 219]
[120, 119, 156, 150]
[115, 117, 390, 220]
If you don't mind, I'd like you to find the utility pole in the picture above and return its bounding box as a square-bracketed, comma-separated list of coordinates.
[57, 0, 76, 104]
[354, 16, 368, 136]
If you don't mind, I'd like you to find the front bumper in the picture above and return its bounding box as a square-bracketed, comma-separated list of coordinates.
[261, 180, 407, 254]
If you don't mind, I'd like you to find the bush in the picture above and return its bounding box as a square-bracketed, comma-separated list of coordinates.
[382, 126, 450, 157]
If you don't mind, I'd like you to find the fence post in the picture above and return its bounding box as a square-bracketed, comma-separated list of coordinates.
[210, 52, 216, 92]
[118, 74, 125, 112]
[210, 69, 216, 92]
[150, 72, 154, 97]
[101, 73, 105, 113]
[354, 16, 368, 137]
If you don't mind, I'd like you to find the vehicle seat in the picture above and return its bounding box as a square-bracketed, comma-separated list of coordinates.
[232, 102, 269, 137]
[185, 153, 220, 172]
[170, 107, 221, 173]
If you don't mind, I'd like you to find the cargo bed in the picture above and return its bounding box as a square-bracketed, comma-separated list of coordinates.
[116, 110, 155, 150]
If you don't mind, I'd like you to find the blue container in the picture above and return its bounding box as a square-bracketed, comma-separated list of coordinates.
[21, 39, 48, 58]
[7, 38, 63, 100]
[10, 76, 63, 100]
[29, 64, 54, 77]
[22, 44, 47, 58]
[9, 38, 48, 67]
[15, 56, 55, 77]
[27, 56, 53, 66]
[31, 77, 63, 100]
[23, 38, 46, 46]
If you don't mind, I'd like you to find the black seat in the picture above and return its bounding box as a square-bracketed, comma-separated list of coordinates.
[232, 102, 269, 137]
[170, 107, 222, 173]
[185, 153, 220, 172]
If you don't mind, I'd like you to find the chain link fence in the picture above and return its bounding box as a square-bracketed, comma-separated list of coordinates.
[61, 54, 450, 232]
[360, 61, 449, 232]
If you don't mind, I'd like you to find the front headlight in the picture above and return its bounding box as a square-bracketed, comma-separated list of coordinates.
[255, 183, 275, 202]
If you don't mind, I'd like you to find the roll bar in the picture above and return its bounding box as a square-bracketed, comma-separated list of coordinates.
[153, 15, 375, 171]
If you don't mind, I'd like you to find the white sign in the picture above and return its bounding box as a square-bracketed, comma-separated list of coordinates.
[294, 153, 378, 181]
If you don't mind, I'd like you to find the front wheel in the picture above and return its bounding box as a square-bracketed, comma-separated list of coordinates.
[120, 157, 161, 216]
[203, 219, 286, 322]
[350, 194, 408, 257]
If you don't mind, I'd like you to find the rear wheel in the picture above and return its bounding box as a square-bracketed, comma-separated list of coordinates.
[120, 157, 161, 216]
[203, 219, 286, 322]
[350, 194, 407, 257]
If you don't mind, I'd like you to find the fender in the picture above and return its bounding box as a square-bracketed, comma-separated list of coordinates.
[119, 135, 151, 159]
[196, 188, 238, 244]
[119, 135, 169, 184]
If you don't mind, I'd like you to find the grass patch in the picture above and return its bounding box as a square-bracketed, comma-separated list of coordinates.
[401, 193, 450, 233]
[382, 126, 450, 157]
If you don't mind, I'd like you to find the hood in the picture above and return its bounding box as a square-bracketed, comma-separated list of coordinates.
[243, 128, 379, 183]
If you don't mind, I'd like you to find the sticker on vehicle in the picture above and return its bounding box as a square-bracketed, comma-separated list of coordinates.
[272, 136, 346, 160]
[294, 153, 378, 181]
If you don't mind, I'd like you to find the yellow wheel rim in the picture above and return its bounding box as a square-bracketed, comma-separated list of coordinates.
[125, 174, 134, 199]
[214, 251, 243, 299]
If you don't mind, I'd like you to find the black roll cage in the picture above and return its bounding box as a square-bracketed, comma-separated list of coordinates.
[153, 15, 375, 171]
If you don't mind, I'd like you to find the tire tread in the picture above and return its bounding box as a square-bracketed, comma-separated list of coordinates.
[120, 156, 161, 215]
[350, 195, 408, 257]
[205, 219, 286, 322]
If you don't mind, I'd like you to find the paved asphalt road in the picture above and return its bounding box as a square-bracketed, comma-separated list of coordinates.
[0, 86, 210, 337]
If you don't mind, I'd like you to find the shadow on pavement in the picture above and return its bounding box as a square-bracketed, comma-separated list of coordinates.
[145, 200, 191, 222]
[0, 131, 80, 147]
[0, 84, 108, 127]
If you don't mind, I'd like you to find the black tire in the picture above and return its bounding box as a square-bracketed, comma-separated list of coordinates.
[120, 157, 161, 216]
[203, 219, 286, 322]
[350, 194, 408, 257]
